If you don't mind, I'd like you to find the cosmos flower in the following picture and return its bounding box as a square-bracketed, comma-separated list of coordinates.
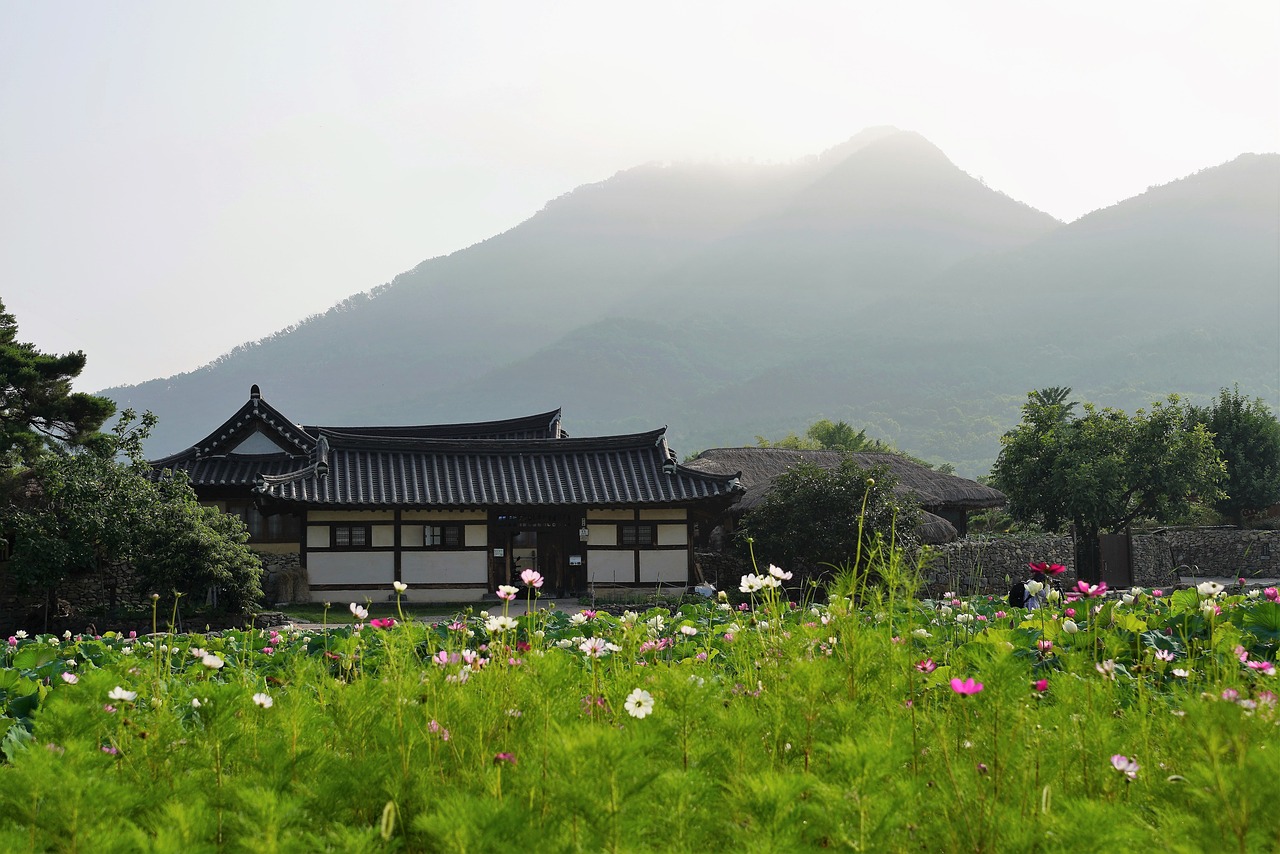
[949, 678, 983, 695]
[252, 692, 274, 709]
[520, 568, 544, 589]
[1110, 754, 1139, 780]
[624, 688, 655, 719]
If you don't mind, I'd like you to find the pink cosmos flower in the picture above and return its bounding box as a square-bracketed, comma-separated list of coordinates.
[915, 658, 937, 673]
[1235, 645, 1249, 663]
[520, 568, 544, 589]
[1222, 688, 1240, 701]
[1110, 754, 1139, 780]
[950, 678, 983, 695]
[1155, 649, 1175, 662]
[1033, 679, 1049, 692]
[1247, 660, 1277, 676]
[1077, 580, 1107, 598]
[494, 752, 517, 765]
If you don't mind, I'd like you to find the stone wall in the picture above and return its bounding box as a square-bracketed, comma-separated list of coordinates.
[258, 551, 308, 605]
[924, 535, 1076, 596]
[1134, 529, 1279, 582]
[699, 528, 1280, 602]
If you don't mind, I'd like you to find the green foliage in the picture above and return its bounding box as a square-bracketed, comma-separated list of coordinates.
[1189, 386, 1280, 523]
[1, 561, 1279, 850]
[755, 418, 892, 452]
[0, 299, 115, 467]
[2, 411, 262, 614]
[737, 458, 920, 577]
[992, 388, 1225, 577]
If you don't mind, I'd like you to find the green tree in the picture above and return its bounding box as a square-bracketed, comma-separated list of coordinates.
[3, 411, 262, 619]
[992, 390, 1224, 581]
[737, 458, 920, 583]
[756, 419, 892, 452]
[1189, 386, 1280, 524]
[0, 299, 115, 466]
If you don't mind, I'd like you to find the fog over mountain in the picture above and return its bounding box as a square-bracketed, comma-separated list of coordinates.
[102, 129, 1280, 477]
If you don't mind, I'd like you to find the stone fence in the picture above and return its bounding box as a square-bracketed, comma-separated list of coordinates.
[698, 528, 1280, 600]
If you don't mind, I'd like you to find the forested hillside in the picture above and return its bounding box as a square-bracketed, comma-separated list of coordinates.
[101, 131, 1280, 477]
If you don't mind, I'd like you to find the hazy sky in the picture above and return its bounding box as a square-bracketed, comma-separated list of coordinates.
[3, 1, 1277, 392]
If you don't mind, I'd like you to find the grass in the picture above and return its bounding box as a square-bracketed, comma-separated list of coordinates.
[1, 560, 1277, 851]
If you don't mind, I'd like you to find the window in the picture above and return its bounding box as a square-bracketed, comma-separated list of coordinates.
[619, 523, 656, 548]
[225, 502, 301, 544]
[425, 524, 464, 548]
[333, 525, 370, 549]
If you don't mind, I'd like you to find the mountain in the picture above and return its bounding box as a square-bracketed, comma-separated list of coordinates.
[100, 132, 1279, 477]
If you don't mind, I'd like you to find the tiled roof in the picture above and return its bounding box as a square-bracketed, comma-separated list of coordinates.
[255, 429, 741, 508]
[302, 408, 564, 441]
[151, 387, 739, 508]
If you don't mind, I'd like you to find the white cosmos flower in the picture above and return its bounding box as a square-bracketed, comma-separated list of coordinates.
[579, 637, 609, 658]
[61, 672, 78, 684]
[349, 602, 369, 620]
[485, 615, 518, 634]
[1196, 581, 1225, 598]
[767, 564, 793, 581]
[624, 688, 655, 719]
[252, 692, 273, 709]
[912, 629, 931, 639]
[1172, 668, 1190, 678]
[393, 581, 408, 593]
[739, 574, 766, 594]
[107, 686, 137, 702]
[201, 654, 225, 670]
[191, 698, 203, 708]
[1025, 580, 1044, 597]
[680, 625, 698, 636]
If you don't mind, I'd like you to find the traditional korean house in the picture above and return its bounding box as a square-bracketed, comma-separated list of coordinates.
[682, 447, 1006, 545]
[150, 386, 742, 603]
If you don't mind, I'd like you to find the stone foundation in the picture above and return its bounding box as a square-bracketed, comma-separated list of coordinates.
[257, 551, 308, 604]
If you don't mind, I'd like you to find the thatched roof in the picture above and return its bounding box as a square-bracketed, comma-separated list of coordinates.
[683, 448, 1000, 545]
[915, 512, 959, 545]
[683, 448, 1005, 513]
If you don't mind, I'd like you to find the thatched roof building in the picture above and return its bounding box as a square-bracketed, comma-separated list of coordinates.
[683, 448, 1005, 544]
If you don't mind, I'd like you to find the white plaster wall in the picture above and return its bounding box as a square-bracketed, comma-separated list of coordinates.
[401, 552, 487, 584]
[588, 551, 633, 584]
[657, 524, 687, 546]
[372, 526, 395, 548]
[641, 508, 686, 520]
[464, 524, 487, 547]
[640, 550, 687, 584]
[306, 526, 330, 549]
[307, 552, 394, 585]
[588, 525, 618, 546]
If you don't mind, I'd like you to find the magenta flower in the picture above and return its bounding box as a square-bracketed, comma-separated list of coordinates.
[1247, 660, 1277, 676]
[915, 658, 937, 673]
[950, 677, 984, 695]
[1077, 580, 1107, 598]
[1033, 678, 1049, 692]
[1265, 587, 1279, 603]
[494, 752, 517, 766]
[1037, 640, 1053, 653]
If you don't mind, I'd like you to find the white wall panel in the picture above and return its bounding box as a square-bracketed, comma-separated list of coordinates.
[640, 550, 687, 584]
[401, 552, 487, 585]
[306, 553, 394, 585]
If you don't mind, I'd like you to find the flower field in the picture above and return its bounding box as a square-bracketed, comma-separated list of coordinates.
[2, 561, 1279, 852]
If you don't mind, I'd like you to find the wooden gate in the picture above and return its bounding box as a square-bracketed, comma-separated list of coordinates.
[1099, 533, 1132, 587]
